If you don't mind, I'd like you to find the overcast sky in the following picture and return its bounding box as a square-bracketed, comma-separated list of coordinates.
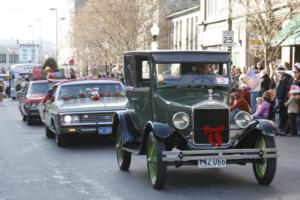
[0, 0, 71, 44]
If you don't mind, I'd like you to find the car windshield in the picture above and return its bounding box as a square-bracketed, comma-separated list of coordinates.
[156, 63, 230, 88]
[58, 83, 125, 101]
[28, 82, 49, 95]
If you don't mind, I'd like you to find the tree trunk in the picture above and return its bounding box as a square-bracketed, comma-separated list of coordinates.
[264, 45, 270, 74]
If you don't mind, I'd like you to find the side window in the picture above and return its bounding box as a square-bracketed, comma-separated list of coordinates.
[52, 86, 58, 98]
[142, 61, 150, 79]
[124, 56, 135, 87]
[136, 56, 150, 88]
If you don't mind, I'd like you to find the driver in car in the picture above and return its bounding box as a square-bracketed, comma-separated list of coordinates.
[197, 64, 213, 75]
[188, 64, 213, 75]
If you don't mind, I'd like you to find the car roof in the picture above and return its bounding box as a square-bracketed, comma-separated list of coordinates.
[30, 80, 49, 84]
[59, 79, 122, 86]
[124, 50, 231, 63]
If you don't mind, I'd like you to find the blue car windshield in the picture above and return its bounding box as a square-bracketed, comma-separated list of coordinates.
[29, 82, 49, 95]
[155, 63, 230, 88]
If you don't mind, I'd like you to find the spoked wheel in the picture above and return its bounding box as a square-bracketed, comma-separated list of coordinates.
[116, 123, 131, 171]
[253, 135, 277, 185]
[147, 132, 167, 190]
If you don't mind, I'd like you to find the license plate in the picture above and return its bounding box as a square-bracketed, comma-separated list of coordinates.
[198, 158, 226, 168]
[98, 127, 112, 135]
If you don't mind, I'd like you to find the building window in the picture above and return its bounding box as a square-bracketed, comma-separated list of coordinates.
[191, 17, 194, 50]
[186, 18, 189, 50]
[179, 20, 182, 49]
[195, 16, 198, 49]
[9, 54, 19, 63]
[0, 54, 6, 63]
[207, 0, 218, 18]
[175, 21, 179, 49]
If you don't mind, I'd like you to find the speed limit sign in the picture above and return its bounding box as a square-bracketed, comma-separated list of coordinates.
[222, 31, 234, 47]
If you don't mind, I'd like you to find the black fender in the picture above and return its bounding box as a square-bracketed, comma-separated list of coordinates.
[145, 121, 174, 139]
[139, 121, 174, 154]
[254, 119, 277, 136]
[235, 119, 277, 148]
[112, 111, 136, 145]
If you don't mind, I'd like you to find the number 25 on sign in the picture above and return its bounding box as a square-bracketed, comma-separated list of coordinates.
[222, 31, 234, 47]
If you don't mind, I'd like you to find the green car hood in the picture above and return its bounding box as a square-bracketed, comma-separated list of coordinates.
[156, 87, 227, 107]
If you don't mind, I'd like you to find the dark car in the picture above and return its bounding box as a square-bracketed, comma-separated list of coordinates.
[19, 80, 50, 125]
[112, 50, 278, 190]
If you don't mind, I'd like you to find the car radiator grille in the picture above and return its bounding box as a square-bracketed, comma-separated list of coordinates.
[80, 113, 115, 123]
[193, 109, 229, 145]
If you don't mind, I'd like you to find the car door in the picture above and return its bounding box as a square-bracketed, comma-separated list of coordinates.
[39, 87, 53, 123]
[132, 57, 153, 132]
[44, 85, 58, 128]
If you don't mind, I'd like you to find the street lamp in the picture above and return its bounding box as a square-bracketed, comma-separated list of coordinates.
[50, 8, 58, 61]
[150, 24, 160, 50]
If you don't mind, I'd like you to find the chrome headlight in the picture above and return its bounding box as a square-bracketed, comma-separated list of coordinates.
[63, 115, 72, 123]
[31, 103, 38, 109]
[63, 115, 80, 124]
[235, 111, 252, 129]
[172, 112, 190, 129]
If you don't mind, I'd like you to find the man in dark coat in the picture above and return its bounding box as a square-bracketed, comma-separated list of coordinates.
[260, 70, 274, 96]
[276, 66, 293, 134]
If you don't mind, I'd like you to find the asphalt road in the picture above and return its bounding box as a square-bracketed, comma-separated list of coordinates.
[0, 99, 300, 200]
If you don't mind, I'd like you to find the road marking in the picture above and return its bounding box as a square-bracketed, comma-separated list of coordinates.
[50, 167, 123, 200]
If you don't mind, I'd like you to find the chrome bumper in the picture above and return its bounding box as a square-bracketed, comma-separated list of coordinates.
[162, 148, 278, 162]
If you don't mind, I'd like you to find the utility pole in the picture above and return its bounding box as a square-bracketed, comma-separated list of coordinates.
[228, 0, 233, 55]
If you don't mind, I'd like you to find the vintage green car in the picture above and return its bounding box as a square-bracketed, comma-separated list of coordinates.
[112, 50, 278, 190]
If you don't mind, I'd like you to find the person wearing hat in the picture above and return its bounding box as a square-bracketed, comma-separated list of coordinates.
[276, 66, 294, 134]
[293, 63, 300, 87]
[293, 63, 300, 136]
[260, 70, 274, 96]
[284, 85, 300, 136]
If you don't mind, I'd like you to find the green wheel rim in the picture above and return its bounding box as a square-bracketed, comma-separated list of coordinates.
[254, 135, 267, 178]
[147, 138, 158, 184]
[116, 125, 123, 166]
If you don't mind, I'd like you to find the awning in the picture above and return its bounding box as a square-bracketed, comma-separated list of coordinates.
[272, 16, 300, 46]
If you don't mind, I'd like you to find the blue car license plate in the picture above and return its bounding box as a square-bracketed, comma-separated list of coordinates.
[98, 127, 112, 135]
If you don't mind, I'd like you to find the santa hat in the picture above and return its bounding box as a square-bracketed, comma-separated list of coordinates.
[290, 85, 300, 94]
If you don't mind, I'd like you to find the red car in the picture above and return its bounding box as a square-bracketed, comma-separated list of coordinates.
[19, 80, 51, 125]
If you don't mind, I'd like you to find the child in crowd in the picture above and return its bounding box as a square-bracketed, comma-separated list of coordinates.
[284, 85, 300, 136]
[230, 90, 251, 122]
[252, 91, 272, 119]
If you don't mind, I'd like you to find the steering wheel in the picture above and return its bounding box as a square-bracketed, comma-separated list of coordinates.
[190, 76, 215, 84]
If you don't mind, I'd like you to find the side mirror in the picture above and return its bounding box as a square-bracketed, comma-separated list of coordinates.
[45, 96, 55, 104]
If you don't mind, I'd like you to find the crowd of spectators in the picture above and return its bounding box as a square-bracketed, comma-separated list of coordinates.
[230, 62, 300, 137]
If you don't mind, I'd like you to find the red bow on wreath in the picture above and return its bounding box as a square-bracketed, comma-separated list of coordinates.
[203, 125, 224, 147]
